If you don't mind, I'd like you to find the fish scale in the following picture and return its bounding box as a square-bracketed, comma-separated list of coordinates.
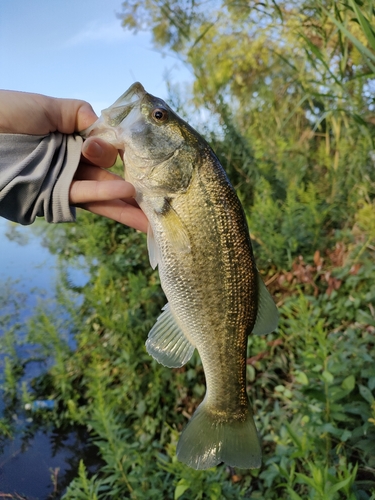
[147, 149, 257, 428]
[82, 82, 279, 470]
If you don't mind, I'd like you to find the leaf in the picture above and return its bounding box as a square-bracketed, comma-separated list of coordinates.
[352, 112, 370, 126]
[356, 438, 375, 453]
[326, 474, 355, 495]
[331, 411, 351, 422]
[175, 479, 191, 500]
[330, 387, 350, 402]
[189, 21, 216, 50]
[368, 377, 375, 391]
[299, 34, 341, 85]
[359, 384, 375, 404]
[285, 422, 302, 450]
[322, 370, 334, 384]
[321, 423, 343, 438]
[344, 401, 371, 416]
[342, 374, 356, 392]
[208, 483, 222, 500]
[294, 370, 309, 385]
[349, 0, 375, 52]
[340, 429, 352, 442]
[295, 472, 322, 492]
[286, 487, 304, 500]
[322, 6, 375, 73]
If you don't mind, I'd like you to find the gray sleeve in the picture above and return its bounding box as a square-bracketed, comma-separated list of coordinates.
[0, 132, 82, 225]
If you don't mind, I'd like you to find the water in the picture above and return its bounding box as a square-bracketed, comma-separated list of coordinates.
[0, 220, 58, 293]
[0, 426, 101, 499]
[0, 219, 89, 302]
[0, 219, 96, 498]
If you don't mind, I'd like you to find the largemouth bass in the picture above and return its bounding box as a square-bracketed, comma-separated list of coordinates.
[83, 83, 278, 470]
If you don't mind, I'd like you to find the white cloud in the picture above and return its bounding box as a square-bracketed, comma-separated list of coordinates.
[64, 20, 131, 47]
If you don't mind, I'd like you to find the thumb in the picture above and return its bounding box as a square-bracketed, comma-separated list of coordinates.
[51, 98, 98, 133]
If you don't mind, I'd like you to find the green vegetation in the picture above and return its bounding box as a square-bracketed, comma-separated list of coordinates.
[1, 0, 375, 497]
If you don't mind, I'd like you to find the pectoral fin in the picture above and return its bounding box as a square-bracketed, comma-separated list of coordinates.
[156, 199, 191, 254]
[252, 273, 279, 335]
[146, 303, 195, 368]
[147, 225, 160, 270]
[146, 200, 190, 269]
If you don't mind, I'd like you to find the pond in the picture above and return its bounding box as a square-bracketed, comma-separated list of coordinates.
[0, 218, 97, 499]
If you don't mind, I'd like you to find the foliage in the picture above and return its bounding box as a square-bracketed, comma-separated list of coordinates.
[2, 0, 375, 498]
[121, 0, 375, 269]
[2, 210, 371, 499]
[0, 284, 29, 446]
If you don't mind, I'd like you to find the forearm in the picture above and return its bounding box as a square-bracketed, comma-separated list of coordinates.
[0, 132, 82, 224]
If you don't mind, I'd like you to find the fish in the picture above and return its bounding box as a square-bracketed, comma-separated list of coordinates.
[82, 82, 279, 470]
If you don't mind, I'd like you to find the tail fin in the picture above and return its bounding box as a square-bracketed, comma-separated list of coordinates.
[176, 401, 262, 470]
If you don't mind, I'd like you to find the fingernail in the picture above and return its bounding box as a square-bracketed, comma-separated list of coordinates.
[83, 139, 103, 158]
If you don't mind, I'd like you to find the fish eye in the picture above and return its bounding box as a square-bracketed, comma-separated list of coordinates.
[152, 108, 168, 122]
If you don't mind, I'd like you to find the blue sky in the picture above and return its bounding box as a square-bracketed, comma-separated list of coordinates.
[0, 0, 192, 113]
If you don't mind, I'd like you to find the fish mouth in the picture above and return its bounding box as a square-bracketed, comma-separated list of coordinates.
[104, 82, 146, 127]
[113, 82, 146, 106]
[80, 82, 147, 140]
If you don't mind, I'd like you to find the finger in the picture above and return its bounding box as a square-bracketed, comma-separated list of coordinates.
[49, 97, 98, 133]
[74, 164, 124, 182]
[75, 101, 98, 131]
[78, 200, 149, 233]
[81, 137, 119, 168]
[69, 179, 135, 205]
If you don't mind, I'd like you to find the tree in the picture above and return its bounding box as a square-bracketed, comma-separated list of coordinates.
[120, 0, 375, 268]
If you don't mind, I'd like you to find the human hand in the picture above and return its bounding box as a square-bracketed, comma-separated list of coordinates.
[71, 137, 148, 233]
[0, 90, 148, 232]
